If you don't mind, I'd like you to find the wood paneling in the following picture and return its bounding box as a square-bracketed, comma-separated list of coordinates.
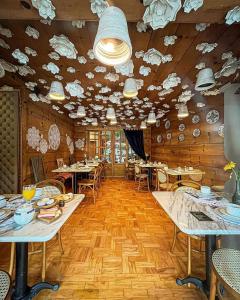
[151, 95, 227, 186]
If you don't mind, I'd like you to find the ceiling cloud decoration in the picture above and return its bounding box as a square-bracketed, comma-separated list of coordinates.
[90, 0, 108, 18]
[104, 72, 119, 82]
[55, 74, 63, 80]
[195, 62, 205, 69]
[95, 66, 106, 73]
[64, 103, 75, 110]
[0, 38, 10, 49]
[31, 0, 56, 20]
[136, 21, 148, 32]
[114, 59, 134, 76]
[25, 47, 37, 57]
[67, 67, 76, 73]
[136, 79, 144, 90]
[0, 24, 12, 38]
[164, 35, 177, 46]
[135, 50, 145, 59]
[195, 23, 210, 31]
[29, 93, 40, 102]
[49, 35, 78, 59]
[225, 6, 240, 25]
[99, 86, 111, 93]
[139, 65, 151, 76]
[109, 95, 120, 104]
[162, 73, 181, 89]
[40, 19, 52, 25]
[72, 20, 86, 28]
[143, 0, 182, 30]
[147, 85, 162, 91]
[183, 0, 203, 13]
[18, 65, 36, 76]
[78, 56, 87, 64]
[222, 51, 233, 60]
[42, 62, 59, 74]
[178, 90, 195, 102]
[143, 48, 172, 66]
[215, 56, 240, 78]
[196, 42, 218, 54]
[48, 52, 60, 60]
[0, 59, 17, 73]
[65, 80, 85, 98]
[39, 79, 47, 84]
[12, 49, 29, 64]
[92, 104, 104, 111]
[201, 88, 221, 96]
[25, 81, 37, 91]
[87, 49, 95, 60]
[158, 88, 173, 96]
[25, 26, 40, 39]
[86, 72, 95, 79]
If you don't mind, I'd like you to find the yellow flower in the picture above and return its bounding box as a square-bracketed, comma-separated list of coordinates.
[224, 161, 236, 171]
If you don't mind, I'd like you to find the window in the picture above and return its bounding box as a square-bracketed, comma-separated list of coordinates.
[114, 130, 127, 163]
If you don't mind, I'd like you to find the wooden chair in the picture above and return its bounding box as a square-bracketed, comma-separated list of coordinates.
[125, 162, 135, 180]
[9, 180, 65, 281]
[78, 168, 98, 203]
[135, 165, 150, 192]
[0, 270, 11, 300]
[156, 168, 173, 191]
[210, 248, 240, 300]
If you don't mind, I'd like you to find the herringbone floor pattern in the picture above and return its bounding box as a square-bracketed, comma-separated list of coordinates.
[0, 179, 207, 299]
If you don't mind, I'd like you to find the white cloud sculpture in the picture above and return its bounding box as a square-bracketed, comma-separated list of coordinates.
[201, 89, 221, 96]
[195, 23, 210, 32]
[65, 81, 85, 98]
[195, 62, 205, 69]
[222, 51, 233, 60]
[215, 56, 240, 78]
[178, 90, 195, 102]
[0, 38, 10, 49]
[136, 21, 148, 33]
[12, 49, 29, 64]
[42, 62, 59, 74]
[114, 59, 134, 76]
[104, 72, 119, 82]
[49, 35, 78, 59]
[95, 66, 106, 73]
[78, 56, 87, 64]
[164, 35, 177, 46]
[196, 42, 217, 54]
[64, 103, 75, 110]
[183, 0, 203, 13]
[55, 74, 63, 80]
[25, 26, 39, 39]
[135, 50, 145, 59]
[0, 24, 12, 38]
[86, 72, 95, 79]
[48, 52, 60, 60]
[147, 85, 162, 91]
[99, 86, 111, 93]
[67, 67, 76, 73]
[25, 47, 37, 56]
[90, 0, 108, 18]
[225, 6, 240, 25]
[136, 79, 144, 90]
[162, 73, 181, 89]
[158, 88, 174, 97]
[72, 20, 86, 28]
[87, 49, 95, 60]
[143, 0, 182, 29]
[25, 81, 37, 91]
[40, 19, 52, 25]
[31, 0, 56, 19]
[139, 65, 151, 76]
[18, 65, 36, 76]
[143, 48, 172, 66]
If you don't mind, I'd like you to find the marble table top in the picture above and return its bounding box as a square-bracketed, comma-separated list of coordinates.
[52, 166, 94, 173]
[0, 194, 85, 243]
[139, 163, 167, 168]
[166, 168, 205, 176]
[152, 191, 240, 235]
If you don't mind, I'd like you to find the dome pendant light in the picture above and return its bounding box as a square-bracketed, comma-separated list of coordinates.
[147, 111, 156, 124]
[48, 81, 65, 100]
[140, 121, 147, 129]
[106, 107, 116, 120]
[92, 118, 98, 126]
[77, 106, 86, 117]
[177, 103, 189, 119]
[195, 68, 216, 91]
[93, 6, 132, 66]
[123, 78, 138, 98]
[110, 117, 117, 125]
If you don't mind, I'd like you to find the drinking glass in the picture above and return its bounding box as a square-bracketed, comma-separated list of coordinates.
[22, 185, 36, 202]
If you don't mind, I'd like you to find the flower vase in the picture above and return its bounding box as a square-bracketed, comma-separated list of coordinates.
[233, 180, 240, 205]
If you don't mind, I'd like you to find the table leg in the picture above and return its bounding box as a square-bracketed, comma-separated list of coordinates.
[73, 173, 77, 194]
[148, 168, 152, 188]
[11, 242, 59, 300]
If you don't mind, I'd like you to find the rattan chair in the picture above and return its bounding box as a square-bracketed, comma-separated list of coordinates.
[0, 270, 11, 300]
[156, 168, 173, 191]
[125, 162, 135, 180]
[78, 168, 98, 203]
[56, 158, 73, 190]
[135, 165, 150, 192]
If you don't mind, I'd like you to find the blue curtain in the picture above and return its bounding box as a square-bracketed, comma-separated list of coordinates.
[124, 129, 146, 160]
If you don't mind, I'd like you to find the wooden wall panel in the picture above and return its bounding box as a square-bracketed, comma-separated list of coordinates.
[151, 95, 227, 186]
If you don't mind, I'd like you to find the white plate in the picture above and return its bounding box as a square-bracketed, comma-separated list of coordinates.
[214, 207, 240, 224]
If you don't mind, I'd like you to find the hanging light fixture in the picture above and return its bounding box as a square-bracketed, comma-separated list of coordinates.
[106, 107, 116, 120]
[92, 118, 98, 126]
[77, 106, 86, 117]
[110, 117, 117, 125]
[123, 78, 138, 98]
[93, 6, 132, 66]
[177, 103, 189, 119]
[48, 81, 65, 100]
[140, 121, 147, 129]
[147, 111, 156, 124]
[195, 67, 216, 91]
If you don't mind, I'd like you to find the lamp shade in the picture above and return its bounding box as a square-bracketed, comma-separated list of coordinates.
[48, 81, 65, 100]
[110, 117, 117, 125]
[147, 112, 156, 124]
[93, 6, 132, 66]
[177, 103, 189, 118]
[106, 107, 116, 120]
[92, 118, 98, 126]
[77, 106, 86, 117]
[123, 78, 138, 98]
[195, 68, 216, 91]
[140, 121, 147, 129]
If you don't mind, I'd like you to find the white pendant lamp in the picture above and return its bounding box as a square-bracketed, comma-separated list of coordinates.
[77, 106, 86, 117]
[123, 78, 138, 98]
[106, 107, 116, 120]
[140, 121, 147, 129]
[110, 117, 117, 125]
[177, 103, 189, 118]
[93, 6, 132, 66]
[147, 111, 156, 124]
[92, 118, 98, 126]
[48, 81, 65, 100]
[195, 68, 216, 91]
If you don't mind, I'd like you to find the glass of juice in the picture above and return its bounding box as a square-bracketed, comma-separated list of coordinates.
[22, 185, 36, 202]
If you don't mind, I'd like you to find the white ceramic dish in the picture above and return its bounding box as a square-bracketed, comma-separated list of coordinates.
[215, 207, 240, 225]
[226, 204, 240, 218]
[37, 198, 54, 207]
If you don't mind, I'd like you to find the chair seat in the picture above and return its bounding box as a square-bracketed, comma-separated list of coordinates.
[78, 180, 94, 186]
[0, 270, 11, 300]
[136, 174, 148, 179]
[159, 183, 173, 190]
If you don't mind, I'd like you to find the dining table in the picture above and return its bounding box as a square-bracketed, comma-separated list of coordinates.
[52, 165, 95, 193]
[0, 194, 85, 300]
[152, 191, 240, 298]
[166, 168, 205, 181]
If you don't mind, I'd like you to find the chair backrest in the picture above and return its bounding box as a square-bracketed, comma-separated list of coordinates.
[69, 155, 75, 165]
[30, 156, 46, 183]
[135, 165, 140, 175]
[57, 158, 64, 168]
[157, 168, 168, 183]
[36, 179, 66, 197]
[171, 180, 201, 192]
[189, 173, 203, 182]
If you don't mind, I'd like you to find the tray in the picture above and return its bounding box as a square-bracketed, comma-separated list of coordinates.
[36, 208, 62, 224]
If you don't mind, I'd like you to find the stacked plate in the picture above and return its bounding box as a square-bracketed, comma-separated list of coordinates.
[214, 205, 240, 225]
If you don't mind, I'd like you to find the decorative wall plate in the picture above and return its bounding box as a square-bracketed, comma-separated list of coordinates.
[48, 124, 60, 150]
[39, 138, 48, 154]
[179, 123, 185, 131]
[192, 114, 200, 124]
[157, 134, 162, 143]
[27, 126, 40, 149]
[75, 138, 85, 150]
[218, 124, 224, 137]
[193, 128, 201, 137]
[178, 133, 185, 142]
[206, 110, 220, 124]
[165, 120, 170, 129]
[166, 132, 172, 140]
[156, 120, 160, 127]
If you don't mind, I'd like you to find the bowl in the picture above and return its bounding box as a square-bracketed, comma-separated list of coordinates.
[14, 204, 35, 225]
[226, 204, 240, 217]
[201, 186, 211, 195]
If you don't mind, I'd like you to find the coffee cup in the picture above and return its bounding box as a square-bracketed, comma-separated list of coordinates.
[200, 186, 211, 195]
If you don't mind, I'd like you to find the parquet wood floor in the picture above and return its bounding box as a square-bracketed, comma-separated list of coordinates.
[0, 179, 207, 300]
